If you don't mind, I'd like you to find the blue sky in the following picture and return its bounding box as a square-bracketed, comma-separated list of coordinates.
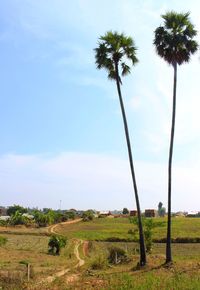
[0, 0, 200, 211]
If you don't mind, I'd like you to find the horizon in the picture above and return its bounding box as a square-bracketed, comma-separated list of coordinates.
[0, 0, 200, 212]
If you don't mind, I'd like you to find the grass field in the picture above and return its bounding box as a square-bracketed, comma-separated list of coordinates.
[55, 216, 200, 241]
[0, 233, 76, 289]
[0, 217, 200, 289]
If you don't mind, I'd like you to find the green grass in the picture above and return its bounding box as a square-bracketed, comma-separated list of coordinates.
[1, 218, 199, 289]
[100, 271, 200, 290]
[57, 217, 200, 241]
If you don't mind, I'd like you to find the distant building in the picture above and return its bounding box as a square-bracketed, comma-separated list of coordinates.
[175, 211, 186, 217]
[110, 210, 123, 215]
[130, 210, 137, 217]
[145, 209, 157, 218]
[186, 211, 199, 217]
[98, 211, 111, 217]
[22, 213, 34, 219]
[0, 216, 10, 221]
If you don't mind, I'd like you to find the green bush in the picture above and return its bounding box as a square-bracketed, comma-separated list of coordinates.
[48, 235, 67, 255]
[9, 211, 26, 226]
[82, 210, 94, 222]
[0, 219, 9, 226]
[0, 236, 7, 246]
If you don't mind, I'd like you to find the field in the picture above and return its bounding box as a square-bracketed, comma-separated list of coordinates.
[0, 217, 200, 289]
[55, 216, 200, 241]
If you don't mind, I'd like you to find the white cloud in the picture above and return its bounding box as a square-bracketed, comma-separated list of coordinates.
[0, 152, 199, 212]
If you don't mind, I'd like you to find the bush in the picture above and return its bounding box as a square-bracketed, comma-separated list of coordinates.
[9, 211, 26, 226]
[108, 246, 130, 264]
[0, 236, 7, 246]
[82, 210, 94, 222]
[0, 219, 9, 226]
[7, 205, 27, 216]
[90, 254, 108, 270]
[144, 219, 154, 253]
[48, 235, 67, 255]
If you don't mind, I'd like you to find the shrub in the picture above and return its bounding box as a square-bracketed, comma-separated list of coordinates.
[144, 219, 154, 253]
[0, 236, 7, 246]
[9, 211, 26, 226]
[48, 235, 67, 255]
[90, 254, 108, 270]
[82, 210, 94, 222]
[108, 246, 130, 264]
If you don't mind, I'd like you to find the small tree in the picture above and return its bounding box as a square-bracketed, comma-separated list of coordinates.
[9, 211, 26, 226]
[48, 235, 67, 255]
[82, 210, 94, 221]
[122, 208, 129, 215]
[34, 211, 50, 227]
[158, 202, 166, 217]
[7, 205, 27, 216]
[143, 219, 154, 253]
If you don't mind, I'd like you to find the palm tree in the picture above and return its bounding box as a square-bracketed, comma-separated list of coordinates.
[153, 12, 198, 263]
[94, 31, 146, 266]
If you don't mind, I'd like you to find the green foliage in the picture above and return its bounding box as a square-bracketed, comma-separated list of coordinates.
[7, 205, 27, 216]
[0, 236, 7, 246]
[94, 31, 138, 83]
[102, 270, 200, 290]
[82, 210, 94, 222]
[65, 211, 75, 220]
[129, 217, 166, 252]
[144, 219, 154, 253]
[34, 211, 50, 227]
[19, 260, 30, 266]
[154, 11, 198, 66]
[48, 235, 67, 255]
[9, 211, 26, 226]
[122, 208, 129, 215]
[108, 246, 130, 264]
[0, 219, 9, 226]
[158, 202, 166, 217]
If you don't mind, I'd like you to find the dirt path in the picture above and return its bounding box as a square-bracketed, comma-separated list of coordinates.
[38, 239, 84, 286]
[37, 219, 84, 286]
[48, 218, 82, 235]
[74, 239, 85, 267]
[83, 240, 89, 256]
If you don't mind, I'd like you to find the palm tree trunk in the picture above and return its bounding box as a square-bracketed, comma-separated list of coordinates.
[166, 62, 177, 263]
[115, 62, 146, 266]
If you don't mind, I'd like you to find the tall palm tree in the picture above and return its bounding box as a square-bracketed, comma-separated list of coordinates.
[153, 12, 198, 263]
[94, 31, 146, 266]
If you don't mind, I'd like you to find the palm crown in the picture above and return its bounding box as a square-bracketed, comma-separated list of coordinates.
[154, 11, 198, 65]
[94, 31, 138, 83]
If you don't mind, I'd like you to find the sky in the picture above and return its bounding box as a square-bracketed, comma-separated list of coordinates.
[0, 0, 200, 212]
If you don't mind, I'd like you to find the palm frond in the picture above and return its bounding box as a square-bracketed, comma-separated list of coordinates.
[94, 31, 138, 82]
[154, 11, 198, 65]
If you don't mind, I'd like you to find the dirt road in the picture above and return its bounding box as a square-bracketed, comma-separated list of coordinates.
[37, 219, 84, 286]
[48, 218, 82, 235]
